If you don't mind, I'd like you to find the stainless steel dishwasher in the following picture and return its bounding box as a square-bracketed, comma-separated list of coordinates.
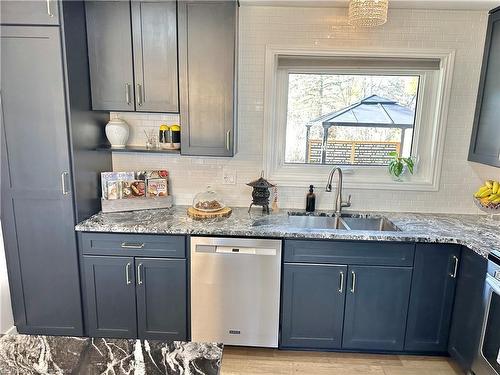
[190, 237, 282, 348]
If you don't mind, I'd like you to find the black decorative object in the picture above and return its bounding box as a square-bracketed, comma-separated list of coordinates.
[247, 171, 275, 214]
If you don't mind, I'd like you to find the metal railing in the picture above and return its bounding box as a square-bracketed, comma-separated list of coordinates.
[307, 139, 401, 165]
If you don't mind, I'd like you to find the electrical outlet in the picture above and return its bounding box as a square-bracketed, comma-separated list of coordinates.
[222, 167, 237, 185]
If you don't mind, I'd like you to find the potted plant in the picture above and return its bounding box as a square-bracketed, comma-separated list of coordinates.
[388, 152, 415, 181]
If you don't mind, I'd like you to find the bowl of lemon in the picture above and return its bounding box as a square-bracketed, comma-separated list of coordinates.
[474, 180, 500, 216]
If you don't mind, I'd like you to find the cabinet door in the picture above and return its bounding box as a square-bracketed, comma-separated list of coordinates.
[468, 10, 500, 167]
[449, 247, 488, 373]
[85, 1, 135, 111]
[1, 0, 59, 25]
[343, 265, 412, 351]
[178, 0, 237, 156]
[405, 244, 460, 353]
[132, 1, 178, 113]
[83, 256, 137, 338]
[281, 263, 346, 349]
[1, 26, 82, 336]
[136, 258, 187, 340]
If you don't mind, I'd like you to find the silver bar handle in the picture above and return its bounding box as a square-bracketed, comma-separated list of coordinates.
[225, 130, 231, 151]
[125, 263, 132, 285]
[121, 242, 145, 249]
[450, 256, 459, 278]
[136, 84, 143, 106]
[125, 83, 131, 105]
[351, 271, 356, 293]
[61, 172, 69, 195]
[338, 271, 344, 293]
[137, 263, 143, 285]
[47, 0, 54, 17]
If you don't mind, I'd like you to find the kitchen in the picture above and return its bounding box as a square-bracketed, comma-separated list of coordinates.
[1, 0, 500, 374]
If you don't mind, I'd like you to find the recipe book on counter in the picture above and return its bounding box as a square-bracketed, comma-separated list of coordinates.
[100, 170, 172, 213]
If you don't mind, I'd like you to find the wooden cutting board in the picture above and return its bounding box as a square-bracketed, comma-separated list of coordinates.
[187, 206, 232, 220]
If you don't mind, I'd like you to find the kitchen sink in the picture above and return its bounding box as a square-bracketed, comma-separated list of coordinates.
[287, 215, 349, 230]
[341, 216, 400, 231]
[287, 212, 400, 232]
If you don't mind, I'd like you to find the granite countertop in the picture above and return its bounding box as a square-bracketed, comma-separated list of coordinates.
[0, 334, 223, 375]
[75, 206, 500, 258]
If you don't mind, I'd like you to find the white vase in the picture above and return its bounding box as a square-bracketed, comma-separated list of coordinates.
[105, 118, 130, 148]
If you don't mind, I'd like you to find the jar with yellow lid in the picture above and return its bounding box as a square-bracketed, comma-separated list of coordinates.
[170, 124, 181, 150]
[159, 124, 170, 149]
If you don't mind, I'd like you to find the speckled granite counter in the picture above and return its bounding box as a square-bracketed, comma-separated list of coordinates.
[75, 206, 500, 258]
[0, 334, 222, 375]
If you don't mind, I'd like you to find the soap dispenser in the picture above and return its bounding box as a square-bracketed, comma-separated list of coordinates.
[306, 185, 316, 212]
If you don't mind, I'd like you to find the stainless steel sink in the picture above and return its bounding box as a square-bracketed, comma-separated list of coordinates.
[287, 212, 400, 232]
[341, 216, 400, 231]
[288, 215, 348, 230]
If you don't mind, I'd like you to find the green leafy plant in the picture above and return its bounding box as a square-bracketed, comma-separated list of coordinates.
[388, 151, 414, 179]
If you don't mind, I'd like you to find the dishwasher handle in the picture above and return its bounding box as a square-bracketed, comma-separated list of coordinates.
[216, 246, 277, 255]
[216, 246, 257, 255]
[195, 244, 276, 255]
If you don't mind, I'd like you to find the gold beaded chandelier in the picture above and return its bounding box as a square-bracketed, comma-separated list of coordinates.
[348, 0, 389, 28]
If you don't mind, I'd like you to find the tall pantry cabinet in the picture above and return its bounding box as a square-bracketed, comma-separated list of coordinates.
[0, 1, 111, 335]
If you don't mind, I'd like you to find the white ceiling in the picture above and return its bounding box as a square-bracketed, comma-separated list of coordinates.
[240, 0, 500, 11]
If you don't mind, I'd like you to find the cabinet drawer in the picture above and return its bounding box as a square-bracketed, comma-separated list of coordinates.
[284, 240, 414, 266]
[80, 233, 186, 258]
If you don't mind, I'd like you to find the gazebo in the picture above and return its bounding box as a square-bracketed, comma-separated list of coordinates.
[305, 95, 415, 165]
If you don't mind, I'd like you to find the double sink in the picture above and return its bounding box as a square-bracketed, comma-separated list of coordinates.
[287, 212, 400, 232]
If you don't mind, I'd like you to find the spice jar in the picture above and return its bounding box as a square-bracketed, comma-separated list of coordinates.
[170, 124, 181, 150]
[159, 124, 170, 149]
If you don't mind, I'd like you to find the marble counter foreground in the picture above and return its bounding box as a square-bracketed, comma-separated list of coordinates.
[0, 334, 223, 375]
[76, 206, 500, 258]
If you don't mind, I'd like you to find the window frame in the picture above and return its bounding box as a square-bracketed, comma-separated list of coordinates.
[263, 47, 456, 192]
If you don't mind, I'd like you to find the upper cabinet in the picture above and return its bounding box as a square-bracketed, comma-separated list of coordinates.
[85, 1, 178, 112]
[178, 0, 238, 156]
[0, 0, 60, 25]
[469, 8, 500, 167]
[86, 1, 135, 111]
[131, 1, 178, 112]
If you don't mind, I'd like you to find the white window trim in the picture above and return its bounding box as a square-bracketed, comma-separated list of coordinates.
[262, 46, 456, 192]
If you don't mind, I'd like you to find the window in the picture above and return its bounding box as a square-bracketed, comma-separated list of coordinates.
[285, 73, 419, 166]
[263, 48, 455, 191]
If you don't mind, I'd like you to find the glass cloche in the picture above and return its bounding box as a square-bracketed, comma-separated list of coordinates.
[192, 186, 225, 212]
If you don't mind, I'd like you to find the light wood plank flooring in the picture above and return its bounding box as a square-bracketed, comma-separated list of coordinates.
[220, 347, 464, 375]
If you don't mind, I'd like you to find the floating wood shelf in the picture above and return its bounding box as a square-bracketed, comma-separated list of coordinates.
[95, 146, 181, 154]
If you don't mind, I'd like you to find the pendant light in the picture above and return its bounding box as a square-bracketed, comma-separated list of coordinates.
[348, 0, 389, 28]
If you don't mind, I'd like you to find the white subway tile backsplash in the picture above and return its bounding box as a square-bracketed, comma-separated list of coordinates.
[112, 6, 500, 214]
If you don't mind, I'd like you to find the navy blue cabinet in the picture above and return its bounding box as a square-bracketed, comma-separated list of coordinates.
[80, 233, 187, 341]
[468, 8, 500, 167]
[405, 244, 460, 353]
[1, 25, 84, 336]
[136, 258, 187, 340]
[281, 264, 346, 349]
[281, 240, 415, 352]
[83, 256, 138, 338]
[342, 265, 412, 351]
[448, 247, 488, 372]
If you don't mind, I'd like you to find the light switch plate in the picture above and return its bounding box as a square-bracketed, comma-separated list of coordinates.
[222, 167, 237, 185]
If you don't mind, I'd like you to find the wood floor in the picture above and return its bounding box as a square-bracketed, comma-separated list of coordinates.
[220, 347, 464, 375]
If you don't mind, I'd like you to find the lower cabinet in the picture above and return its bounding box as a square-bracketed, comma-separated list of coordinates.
[281, 240, 466, 353]
[281, 264, 346, 349]
[281, 240, 415, 352]
[83, 255, 187, 340]
[342, 266, 412, 351]
[405, 244, 460, 353]
[448, 247, 488, 372]
[84, 256, 137, 338]
[136, 258, 187, 340]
